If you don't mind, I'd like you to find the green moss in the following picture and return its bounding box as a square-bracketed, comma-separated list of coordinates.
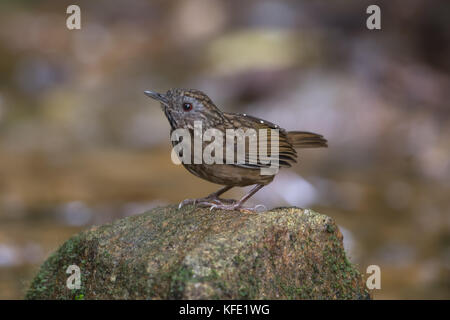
[26, 206, 370, 300]
[74, 293, 85, 300]
[169, 266, 194, 299]
[326, 224, 335, 233]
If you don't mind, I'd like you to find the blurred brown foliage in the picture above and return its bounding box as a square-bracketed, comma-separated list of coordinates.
[0, 0, 449, 299]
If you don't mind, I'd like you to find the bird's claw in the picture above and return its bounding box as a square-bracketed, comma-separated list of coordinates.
[178, 198, 196, 209]
[199, 202, 241, 211]
[238, 204, 266, 214]
[179, 198, 266, 213]
[179, 197, 237, 209]
[254, 204, 266, 212]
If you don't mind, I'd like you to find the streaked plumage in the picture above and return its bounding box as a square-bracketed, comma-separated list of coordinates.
[145, 88, 327, 211]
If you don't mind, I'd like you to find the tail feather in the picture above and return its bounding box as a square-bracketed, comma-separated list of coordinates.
[287, 131, 328, 149]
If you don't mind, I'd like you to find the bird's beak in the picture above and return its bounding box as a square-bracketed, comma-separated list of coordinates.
[144, 90, 169, 105]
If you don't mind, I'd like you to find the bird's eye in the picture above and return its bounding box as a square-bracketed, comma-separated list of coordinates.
[183, 103, 193, 112]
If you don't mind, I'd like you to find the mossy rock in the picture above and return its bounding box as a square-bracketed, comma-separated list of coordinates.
[26, 205, 370, 300]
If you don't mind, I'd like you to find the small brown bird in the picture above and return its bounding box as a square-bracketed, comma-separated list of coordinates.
[145, 88, 327, 211]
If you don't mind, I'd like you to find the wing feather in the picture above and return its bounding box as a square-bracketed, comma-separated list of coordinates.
[221, 113, 298, 170]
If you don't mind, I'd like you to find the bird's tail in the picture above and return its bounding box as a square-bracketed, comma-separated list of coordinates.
[287, 131, 328, 149]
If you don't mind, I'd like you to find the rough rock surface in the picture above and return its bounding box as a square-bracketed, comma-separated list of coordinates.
[26, 205, 370, 299]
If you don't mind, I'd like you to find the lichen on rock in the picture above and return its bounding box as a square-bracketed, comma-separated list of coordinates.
[26, 205, 371, 300]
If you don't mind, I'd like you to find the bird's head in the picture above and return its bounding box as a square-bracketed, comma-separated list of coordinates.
[144, 88, 224, 130]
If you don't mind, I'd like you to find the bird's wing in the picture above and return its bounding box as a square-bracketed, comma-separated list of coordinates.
[221, 113, 298, 169]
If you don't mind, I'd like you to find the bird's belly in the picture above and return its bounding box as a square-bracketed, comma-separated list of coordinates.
[183, 163, 275, 186]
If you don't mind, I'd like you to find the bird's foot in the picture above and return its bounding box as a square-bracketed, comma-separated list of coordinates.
[178, 196, 266, 213]
[197, 201, 266, 213]
[196, 198, 237, 209]
[178, 198, 198, 209]
[178, 196, 235, 209]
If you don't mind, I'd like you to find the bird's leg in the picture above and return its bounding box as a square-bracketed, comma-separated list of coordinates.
[178, 186, 233, 209]
[206, 185, 233, 200]
[198, 184, 266, 212]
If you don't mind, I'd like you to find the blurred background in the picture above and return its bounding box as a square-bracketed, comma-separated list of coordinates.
[0, 0, 449, 299]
